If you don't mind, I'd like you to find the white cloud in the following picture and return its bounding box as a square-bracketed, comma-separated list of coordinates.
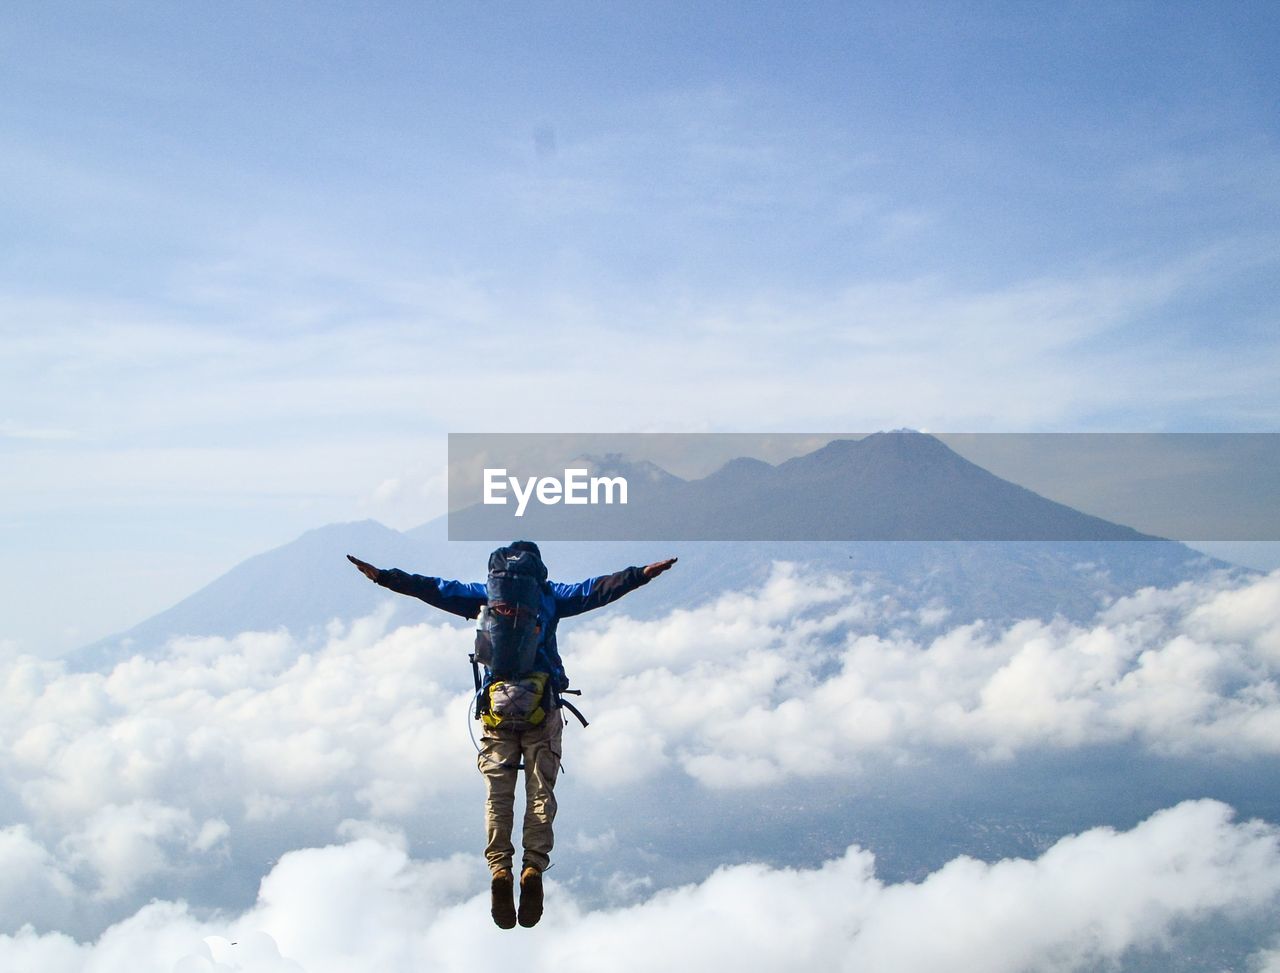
[568, 829, 617, 855]
[834, 800, 1280, 973]
[1253, 942, 1280, 973]
[1186, 572, 1280, 660]
[0, 825, 76, 928]
[0, 419, 75, 441]
[2, 565, 1280, 936]
[359, 469, 450, 530]
[565, 564, 1280, 784]
[5, 237, 1274, 655]
[0, 800, 1276, 973]
[3, 247, 1267, 490]
[57, 801, 229, 901]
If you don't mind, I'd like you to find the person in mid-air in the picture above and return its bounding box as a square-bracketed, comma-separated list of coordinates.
[347, 542, 676, 929]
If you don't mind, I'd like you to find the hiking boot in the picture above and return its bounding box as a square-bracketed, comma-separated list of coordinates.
[490, 869, 516, 929]
[517, 866, 543, 928]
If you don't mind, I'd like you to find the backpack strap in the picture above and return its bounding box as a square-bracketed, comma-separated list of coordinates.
[469, 652, 483, 704]
[556, 693, 589, 728]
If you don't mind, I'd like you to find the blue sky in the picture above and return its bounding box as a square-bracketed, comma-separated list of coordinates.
[2, 1, 1279, 653]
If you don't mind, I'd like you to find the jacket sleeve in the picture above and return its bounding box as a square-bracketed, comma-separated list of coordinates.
[374, 569, 487, 619]
[549, 566, 651, 618]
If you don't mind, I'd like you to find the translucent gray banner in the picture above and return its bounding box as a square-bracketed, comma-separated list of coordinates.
[447, 432, 1280, 542]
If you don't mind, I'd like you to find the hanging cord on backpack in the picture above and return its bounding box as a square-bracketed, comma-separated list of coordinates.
[468, 652, 522, 771]
[467, 685, 525, 772]
[465, 654, 588, 772]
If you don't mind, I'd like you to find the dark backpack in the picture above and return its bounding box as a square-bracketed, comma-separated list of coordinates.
[474, 545, 547, 681]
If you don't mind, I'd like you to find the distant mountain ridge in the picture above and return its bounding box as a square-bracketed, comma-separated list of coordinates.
[71, 434, 1231, 671]
[451, 431, 1156, 541]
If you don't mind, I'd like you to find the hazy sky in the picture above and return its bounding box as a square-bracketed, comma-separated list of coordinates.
[2, 1, 1279, 653]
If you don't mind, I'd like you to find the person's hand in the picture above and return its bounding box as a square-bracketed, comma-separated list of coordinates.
[642, 557, 677, 580]
[347, 554, 381, 582]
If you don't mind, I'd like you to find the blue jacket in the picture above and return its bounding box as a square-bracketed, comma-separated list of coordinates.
[374, 564, 652, 690]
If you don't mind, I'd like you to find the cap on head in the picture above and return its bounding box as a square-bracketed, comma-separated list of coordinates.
[509, 540, 541, 559]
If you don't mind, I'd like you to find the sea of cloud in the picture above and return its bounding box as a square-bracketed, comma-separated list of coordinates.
[1, 800, 1279, 972]
[2, 564, 1279, 966]
[566, 564, 1280, 783]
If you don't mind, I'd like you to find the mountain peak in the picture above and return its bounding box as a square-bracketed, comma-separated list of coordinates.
[569, 453, 684, 484]
[706, 456, 776, 480]
[778, 431, 960, 474]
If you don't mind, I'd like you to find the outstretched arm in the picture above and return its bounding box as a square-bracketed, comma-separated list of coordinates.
[347, 554, 486, 619]
[551, 557, 677, 618]
[642, 558, 677, 580]
[348, 554, 380, 582]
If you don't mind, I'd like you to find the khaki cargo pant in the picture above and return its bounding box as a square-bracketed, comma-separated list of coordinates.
[478, 707, 564, 876]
